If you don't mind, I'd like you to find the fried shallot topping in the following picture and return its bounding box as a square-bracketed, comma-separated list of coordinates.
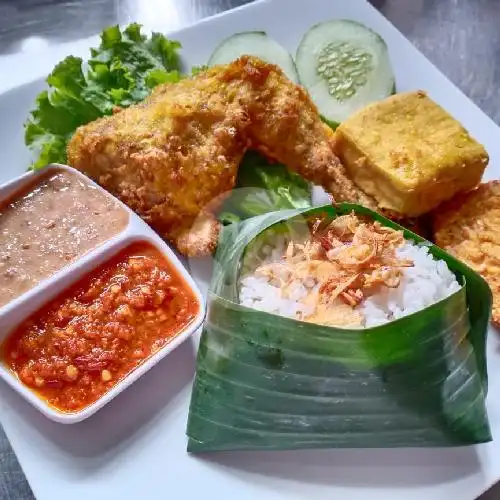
[254, 213, 413, 327]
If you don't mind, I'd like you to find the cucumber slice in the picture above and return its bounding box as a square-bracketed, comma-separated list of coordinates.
[296, 20, 395, 123]
[209, 31, 299, 83]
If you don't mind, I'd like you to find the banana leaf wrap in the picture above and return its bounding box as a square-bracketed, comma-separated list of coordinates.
[187, 204, 492, 452]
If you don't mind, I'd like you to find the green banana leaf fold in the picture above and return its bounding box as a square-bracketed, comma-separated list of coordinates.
[187, 204, 492, 452]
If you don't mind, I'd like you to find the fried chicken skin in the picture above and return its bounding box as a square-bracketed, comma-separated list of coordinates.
[434, 181, 500, 324]
[67, 56, 372, 256]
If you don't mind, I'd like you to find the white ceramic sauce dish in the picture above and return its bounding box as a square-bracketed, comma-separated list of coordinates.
[0, 164, 206, 424]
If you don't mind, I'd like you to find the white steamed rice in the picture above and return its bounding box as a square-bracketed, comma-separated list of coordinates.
[239, 239, 461, 328]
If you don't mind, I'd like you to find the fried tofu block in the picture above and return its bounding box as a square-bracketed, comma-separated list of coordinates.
[334, 91, 489, 217]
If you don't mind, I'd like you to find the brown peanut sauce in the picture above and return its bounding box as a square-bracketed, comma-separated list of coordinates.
[0, 169, 129, 307]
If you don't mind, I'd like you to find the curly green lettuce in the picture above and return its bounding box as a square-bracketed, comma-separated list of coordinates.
[25, 23, 182, 169]
[219, 151, 312, 224]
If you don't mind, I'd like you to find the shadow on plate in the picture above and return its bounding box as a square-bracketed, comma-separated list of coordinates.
[0, 337, 197, 472]
[198, 445, 482, 488]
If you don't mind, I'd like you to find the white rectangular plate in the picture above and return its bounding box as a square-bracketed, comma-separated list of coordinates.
[0, 0, 500, 499]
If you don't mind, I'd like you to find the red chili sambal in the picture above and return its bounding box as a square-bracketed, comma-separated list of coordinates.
[1, 242, 199, 413]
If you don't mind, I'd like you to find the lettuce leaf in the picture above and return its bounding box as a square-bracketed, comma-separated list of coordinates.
[25, 24, 182, 169]
[219, 151, 312, 224]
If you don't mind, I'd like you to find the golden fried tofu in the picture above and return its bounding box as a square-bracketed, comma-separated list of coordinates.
[334, 91, 489, 217]
[434, 181, 500, 325]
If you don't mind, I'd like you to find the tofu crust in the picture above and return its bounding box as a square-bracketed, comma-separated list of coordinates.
[434, 181, 499, 325]
[335, 91, 489, 217]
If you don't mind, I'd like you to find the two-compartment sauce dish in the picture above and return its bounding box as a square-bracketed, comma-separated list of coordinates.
[0, 164, 205, 423]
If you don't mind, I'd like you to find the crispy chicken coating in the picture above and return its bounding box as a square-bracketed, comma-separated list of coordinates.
[67, 56, 373, 256]
[434, 181, 500, 324]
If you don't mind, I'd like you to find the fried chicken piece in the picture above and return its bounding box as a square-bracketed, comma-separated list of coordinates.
[434, 181, 500, 324]
[67, 56, 373, 256]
